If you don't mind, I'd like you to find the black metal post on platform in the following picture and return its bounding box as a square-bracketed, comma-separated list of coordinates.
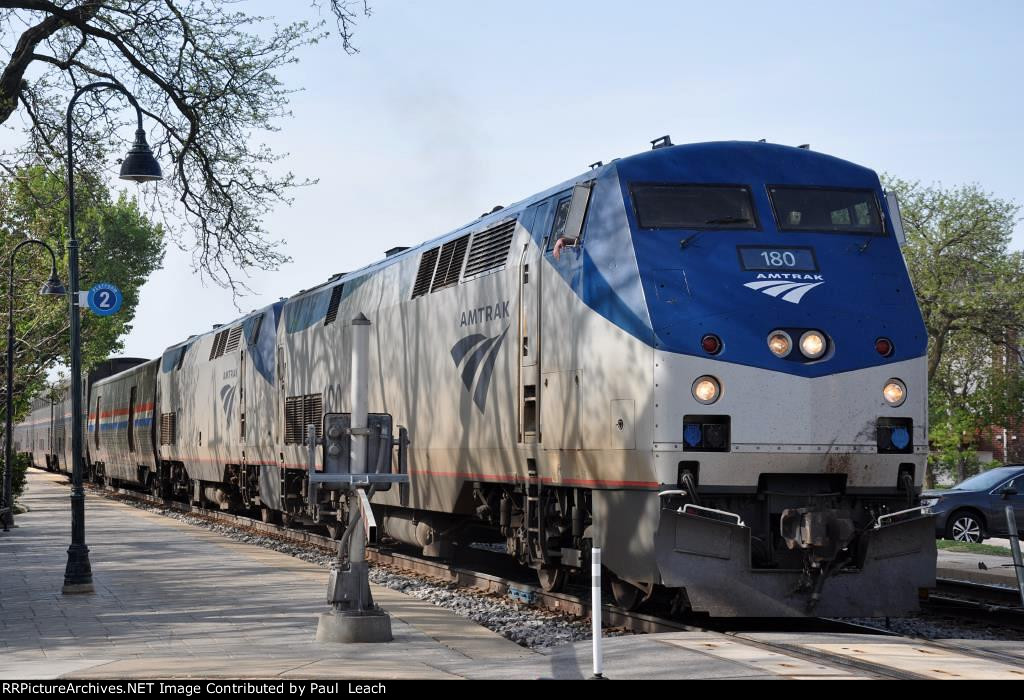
[2, 241, 66, 532]
[62, 82, 162, 593]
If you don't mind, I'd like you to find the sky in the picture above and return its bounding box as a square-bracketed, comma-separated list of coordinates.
[15, 1, 1024, 359]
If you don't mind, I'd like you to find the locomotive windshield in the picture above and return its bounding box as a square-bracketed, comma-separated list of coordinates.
[769, 186, 883, 234]
[630, 184, 756, 229]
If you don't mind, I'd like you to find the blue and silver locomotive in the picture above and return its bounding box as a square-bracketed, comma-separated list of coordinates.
[21, 140, 935, 617]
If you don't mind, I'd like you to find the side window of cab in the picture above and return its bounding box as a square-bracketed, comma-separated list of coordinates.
[546, 195, 572, 251]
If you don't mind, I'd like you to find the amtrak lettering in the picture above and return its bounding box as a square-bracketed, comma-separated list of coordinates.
[459, 301, 510, 327]
[753, 273, 823, 281]
[450, 325, 509, 412]
[744, 274, 825, 305]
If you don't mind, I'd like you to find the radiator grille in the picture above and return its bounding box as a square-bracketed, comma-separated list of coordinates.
[209, 326, 242, 359]
[464, 219, 517, 277]
[208, 329, 226, 360]
[159, 413, 176, 446]
[224, 326, 243, 353]
[430, 234, 470, 292]
[324, 285, 344, 326]
[284, 393, 323, 445]
[411, 248, 439, 299]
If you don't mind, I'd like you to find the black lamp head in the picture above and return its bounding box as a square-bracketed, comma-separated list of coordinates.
[119, 128, 163, 183]
[40, 270, 67, 297]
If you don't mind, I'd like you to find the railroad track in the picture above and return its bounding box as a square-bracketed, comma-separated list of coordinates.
[925, 578, 1024, 631]
[61, 471, 1024, 679]
[935, 577, 1023, 607]
[84, 478, 888, 634]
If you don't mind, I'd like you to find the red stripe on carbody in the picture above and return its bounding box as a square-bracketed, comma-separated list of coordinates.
[97, 402, 155, 418]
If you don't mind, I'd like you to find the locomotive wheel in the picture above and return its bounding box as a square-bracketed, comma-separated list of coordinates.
[537, 565, 566, 593]
[610, 576, 645, 611]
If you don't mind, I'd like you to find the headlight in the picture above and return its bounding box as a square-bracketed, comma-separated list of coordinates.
[692, 376, 720, 404]
[799, 330, 826, 359]
[920, 497, 939, 508]
[767, 331, 792, 358]
[883, 379, 906, 406]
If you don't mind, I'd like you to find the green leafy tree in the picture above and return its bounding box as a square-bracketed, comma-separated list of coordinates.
[887, 178, 1024, 380]
[927, 402, 980, 486]
[0, 164, 164, 425]
[0, 1, 370, 291]
[886, 177, 1024, 486]
[928, 330, 1023, 483]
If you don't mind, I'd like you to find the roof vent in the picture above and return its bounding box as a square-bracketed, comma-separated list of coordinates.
[651, 135, 673, 150]
[798, 144, 811, 149]
[589, 161, 603, 170]
[385, 246, 409, 257]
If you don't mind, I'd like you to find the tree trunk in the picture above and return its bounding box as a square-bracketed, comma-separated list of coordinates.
[927, 323, 951, 383]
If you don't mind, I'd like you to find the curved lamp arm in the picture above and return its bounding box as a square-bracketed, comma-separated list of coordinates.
[8, 238, 64, 296]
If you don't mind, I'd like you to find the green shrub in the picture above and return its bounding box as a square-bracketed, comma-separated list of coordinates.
[12, 453, 30, 500]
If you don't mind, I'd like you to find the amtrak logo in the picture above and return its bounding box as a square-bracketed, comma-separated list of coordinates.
[220, 384, 236, 422]
[744, 273, 824, 304]
[450, 325, 509, 412]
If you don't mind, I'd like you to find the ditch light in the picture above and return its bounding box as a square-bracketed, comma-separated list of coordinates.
[683, 416, 730, 452]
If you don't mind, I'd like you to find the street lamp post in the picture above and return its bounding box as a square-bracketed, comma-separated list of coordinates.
[63, 82, 162, 594]
[2, 240, 66, 532]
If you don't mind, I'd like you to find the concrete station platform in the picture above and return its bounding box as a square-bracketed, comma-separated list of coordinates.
[0, 470, 532, 680]
[2, 470, 1023, 680]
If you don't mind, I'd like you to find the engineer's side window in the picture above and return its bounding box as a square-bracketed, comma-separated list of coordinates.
[546, 196, 572, 251]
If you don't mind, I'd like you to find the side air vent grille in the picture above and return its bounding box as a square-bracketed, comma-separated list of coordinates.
[464, 219, 517, 277]
[411, 248, 439, 299]
[159, 412, 177, 446]
[209, 326, 241, 359]
[284, 393, 323, 445]
[324, 285, 344, 326]
[430, 234, 470, 292]
[224, 326, 243, 353]
[209, 329, 227, 360]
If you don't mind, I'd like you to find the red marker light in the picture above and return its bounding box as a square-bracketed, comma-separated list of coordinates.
[875, 338, 893, 357]
[701, 334, 722, 355]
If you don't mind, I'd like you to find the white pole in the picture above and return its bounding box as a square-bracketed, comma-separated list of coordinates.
[350, 313, 370, 475]
[592, 547, 604, 679]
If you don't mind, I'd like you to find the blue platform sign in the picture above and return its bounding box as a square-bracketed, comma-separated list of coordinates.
[87, 283, 123, 317]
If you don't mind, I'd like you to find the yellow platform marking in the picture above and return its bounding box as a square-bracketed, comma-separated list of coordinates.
[807, 643, 1024, 680]
[661, 638, 866, 678]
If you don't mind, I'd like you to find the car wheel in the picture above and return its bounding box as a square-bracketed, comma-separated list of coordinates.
[947, 511, 984, 543]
